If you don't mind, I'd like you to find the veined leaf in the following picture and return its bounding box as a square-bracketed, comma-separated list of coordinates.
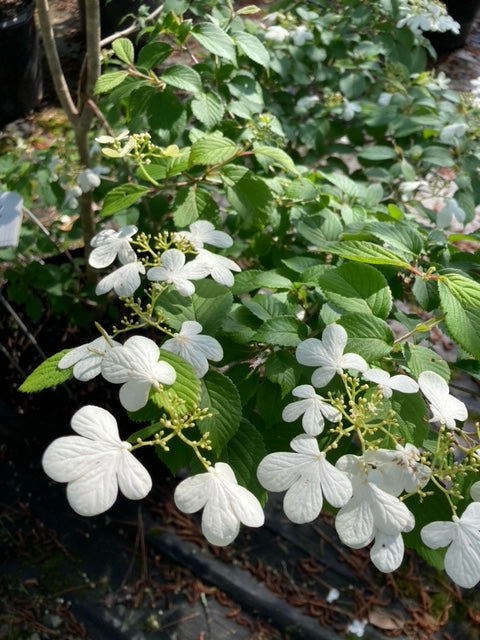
[112, 38, 135, 65]
[339, 313, 394, 360]
[173, 186, 218, 227]
[192, 22, 237, 63]
[19, 350, 73, 393]
[255, 315, 308, 347]
[191, 92, 225, 129]
[264, 350, 302, 397]
[161, 64, 202, 93]
[189, 134, 238, 167]
[402, 343, 450, 381]
[235, 31, 269, 67]
[438, 279, 480, 359]
[151, 350, 201, 415]
[325, 241, 412, 268]
[231, 269, 292, 294]
[440, 272, 480, 309]
[200, 371, 241, 454]
[95, 71, 129, 94]
[101, 184, 150, 217]
[253, 145, 299, 175]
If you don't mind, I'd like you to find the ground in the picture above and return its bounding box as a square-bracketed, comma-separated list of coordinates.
[1, 3, 480, 640]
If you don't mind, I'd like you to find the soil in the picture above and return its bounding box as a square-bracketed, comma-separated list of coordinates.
[1, 3, 480, 640]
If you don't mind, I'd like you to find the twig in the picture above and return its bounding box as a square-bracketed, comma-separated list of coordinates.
[100, 4, 164, 47]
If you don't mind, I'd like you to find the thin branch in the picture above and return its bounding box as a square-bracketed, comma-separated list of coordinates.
[100, 4, 164, 47]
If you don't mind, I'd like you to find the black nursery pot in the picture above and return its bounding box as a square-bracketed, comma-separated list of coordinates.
[0, 0, 43, 128]
[426, 0, 480, 53]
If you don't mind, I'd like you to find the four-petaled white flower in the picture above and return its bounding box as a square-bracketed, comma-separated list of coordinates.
[418, 370, 468, 429]
[174, 462, 264, 546]
[89, 225, 138, 268]
[58, 335, 121, 381]
[257, 435, 353, 524]
[162, 320, 223, 378]
[363, 369, 419, 400]
[296, 324, 368, 388]
[335, 454, 415, 572]
[42, 405, 152, 516]
[95, 260, 146, 298]
[364, 444, 431, 496]
[147, 248, 208, 296]
[177, 220, 233, 250]
[101, 335, 176, 411]
[194, 248, 241, 287]
[265, 25, 290, 43]
[421, 503, 480, 588]
[77, 168, 101, 193]
[282, 384, 342, 436]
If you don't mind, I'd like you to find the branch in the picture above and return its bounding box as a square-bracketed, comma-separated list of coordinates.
[100, 4, 164, 48]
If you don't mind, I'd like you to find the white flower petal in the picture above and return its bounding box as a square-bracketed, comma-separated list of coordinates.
[42, 436, 108, 482]
[95, 261, 145, 297]
[421, 520, 455, 549]
[283, 474, 324, 523]
[119, 380, 152, 412]
[66, 463, 118, 516]
[387, 375, 419, 394]
[471, 481, 480, 502]
[371, 531, 405, 573]
[71, 404, 120, 442]
[419, 371, 468, 428]
[340, 353, 368, 374]
[174, 474, 210, 513]
[116, 451, 152, 500]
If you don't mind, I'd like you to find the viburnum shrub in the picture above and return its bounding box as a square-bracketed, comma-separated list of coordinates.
[20, 0, 480, 591]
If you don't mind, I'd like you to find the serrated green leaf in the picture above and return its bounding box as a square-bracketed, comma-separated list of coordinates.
[438, 279, 480, 359]
[264, 350, 301, 397]
[112, 38, 135, 65]
[242, 294, 288, 321]
[173, 186, 218, 227]
[101, 184, 150, 217]
[318, 263, 392, 319]
[192, 22, 237, 63]
[255, 316, 308, 347]
[358, 146, 398, 161]
[325, 241, 412, 268]
[235, 31, 269, 67]
[391, 393, 429, 447]
[19, 350, 73, 393]
[338, 313, 394, 360]
[441, 273, 480, 309]
[402, 344, 450, 381]
[221, 166, 273, 229]
[189, 134, 238, 167]
[322, 172, 362, 198]
[199, 371, 241, 454]
[191, 92, 225, 129]
[149, 350, 201, 416]
[253, 145, 298, 175]
[161, 64, 202, 93]
[231, 269, 293, 294]
[365, 221, 423, 258]
[95, 71, 129, 94]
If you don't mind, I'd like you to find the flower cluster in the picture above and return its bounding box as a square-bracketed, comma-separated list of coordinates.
[397, 0, 460, 34]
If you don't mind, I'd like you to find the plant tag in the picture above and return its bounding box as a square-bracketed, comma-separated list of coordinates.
[0, 191, 23, 248]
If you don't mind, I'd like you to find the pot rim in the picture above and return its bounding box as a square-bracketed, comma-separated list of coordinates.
[0, 1, 35, 30]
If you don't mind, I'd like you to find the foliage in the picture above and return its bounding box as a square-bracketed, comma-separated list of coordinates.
[16, 0, 480, 588]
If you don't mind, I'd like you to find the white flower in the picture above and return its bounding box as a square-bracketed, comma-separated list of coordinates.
[335, 454, 415, 572]
[342, 99, 361, 121]
[282, 384, 341, 436]
[89, 225, 138, 268]
[42, 405, 152, 516]
[101, 335, 176, 411]
[418, 371, 468, 430]
[421, 503, 480, 588]
[65, 185, 82, 209]
[471, 481, 480, 501]
[58, 335, 121, 381]
[177, 220, 233, 250]
[265, 25, 290, 43]
[147, 249, 208, 296]
[296, 324, 368, 388]
[257, 435, 352, 524]
[362, 368, 419, 400]
[77, 168, 101, 193]
[162, 320, 223, 377]
[95, 260, 145, 297]
[364, 444, 431, 495]
[326, 588, 340, 603]
[174, 462, 264, 546]
[347, 619, 368, 638]
[194, 248, 241, 287]
[291, 25, 314, 46]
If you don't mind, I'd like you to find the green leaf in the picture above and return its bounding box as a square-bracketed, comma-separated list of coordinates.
[440, 273, 480, 309]
[242, 294, 288, 321]
[191, 92, 225, 129]
[358, 146, 398, 161]
[151, 350, 201, 415]
[325, 241, 412, 268]
[252, 145, 299, 175]
[199, 371, 242, 454]
[161, 64, 202, 93]
[365, 221, 423, 258]
[189, 134, 238, 167]
[137, 42, 173, 68]
[322, 172, 361, 198]
[191, 22, 237, 63]
[172, 186, 218, 227]
[255, 315, 308, 347]
[296, 212, 343, 248]
[412, 277, 439, 312]
[402, 344, 451, 381]
[264, 350, 301, 397]
[391, 393, 429, 447]
[101, 184, 150, 217]
[338, 313, 394, 360]
[19, 350, 74, 393]
[231, 269, 292, 294]
[95, 71, 129, 94]
[221, 166, 273, 229]
[438, 279, 480, 359]
[318, 263, 392, 319]
[112, 37, 135, 65]
[235, 31, 269, 67]
[220, 419, 268, 502]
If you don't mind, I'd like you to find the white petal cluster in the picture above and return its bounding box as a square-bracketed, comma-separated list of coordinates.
[101, 335, 176, 411]
[397, 0, 460, 34]
[174, 462, 264, 546]
[282, 385, 341, 436]
[177, 220, 233, 250]
[147, 248, 208, 296]
[265, 25, 290, 43]
[42, 405, 152, 516]
[335, 454, 415, 573]
[58, 335, 121, 381]
[257, 435, 353, 524]
[364, 444, 431, 495]
[421, 503, 480, 588]
[96, 260, 146, 297]
[296, 324, 368, 388]
[162, 320, 223, 377]
[418, 370, 468, 429]
[363, 368, 419, 400]
[194, 248, 242, 287]
[89, 225, 138, 268]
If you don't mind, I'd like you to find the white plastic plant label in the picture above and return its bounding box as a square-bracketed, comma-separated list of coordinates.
[0, 191, 23, 247]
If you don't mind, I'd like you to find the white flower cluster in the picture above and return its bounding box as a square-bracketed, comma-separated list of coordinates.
[396, 0, 460, 34]
[264, 23, 314, 46]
